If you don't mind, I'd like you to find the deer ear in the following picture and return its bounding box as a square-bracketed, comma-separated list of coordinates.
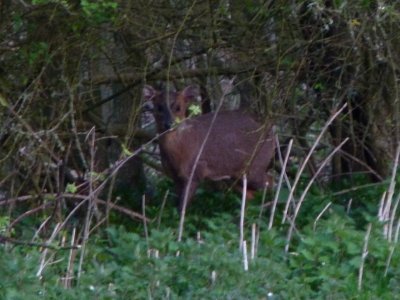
[181, 85, 199, 103]
[143, 85, 157, 101]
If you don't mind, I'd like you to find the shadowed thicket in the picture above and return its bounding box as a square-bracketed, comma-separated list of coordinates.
[0, 0, 399, 265]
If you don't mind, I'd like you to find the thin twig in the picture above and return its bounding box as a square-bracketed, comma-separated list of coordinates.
[269, 138, 293, 229]
[346, 198, 353, 214]
[77, 128, 97, 282]
[388, 193, 400, 242]
[37, 223, 62, 277]
[285, 138, 349, 252]
[358, 223, 372, 291]
[8, 202, 53, 232]
[177, 77, 234, 242]
[157, 190, 170, 230]
[239, 175, 247, 250]
[143, 195, 149, 250]
[242, 240, 248, 271]
[0, 234, 79, 250]
[385, 143, 400, 241]
[332, 182, 387, 196]
[385, 214, 400, 276]
[63, 227, 77, 288]
[1, 193, 148, 224]
[313, 202, 332, 231]
[282, 103, 347, 224]
[385, 244, 396, 277]
[251, 223, 256, 260]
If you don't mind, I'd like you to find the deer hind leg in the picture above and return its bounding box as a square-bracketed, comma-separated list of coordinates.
[245, 171, 271, 199]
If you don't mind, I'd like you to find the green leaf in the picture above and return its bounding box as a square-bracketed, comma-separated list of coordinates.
[0, 94, 9, 107]
[121, 143, 133, 156]
[0, 216, 10, 233]
[300, 249, 315, 261]
[188, 104, 202, 117]
[65, 182, 78, 193]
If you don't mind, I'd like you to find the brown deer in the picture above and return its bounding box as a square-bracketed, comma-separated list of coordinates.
[143, 85, 275, 212]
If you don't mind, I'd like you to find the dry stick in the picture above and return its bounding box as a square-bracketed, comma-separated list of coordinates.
[251, 223, 256, 260]
[2, 193, 147, 226]
[346, 198, 353, 214]
[197, 231, 202, 244]
[313, 202, 332, 231]
[332, 182, 386, 197]
[384, 191, 400, 276]
[32, 215, 52, 242]
[358, 223, 372, 291]
[339, 150, 384, 181]
[395, 214, 400, 243]
[242, 240, 248, 271]
[166, 0, 197, 86]
[94, 198, 147, 221]
[239, 175, 248, 250]
[177, 78, 234, 242]
[77, 127, 96, 282]
[176, 107, 219, 241]
[385, 143, 400, 241]
[157, 190, 170, 230]
[269, 138, 293, 230]
[37, 223, 61, 277]
[388, 193, 400, 242]
[64, 227, 77, 288]
[68, 83, 88, 171]
[285, 138, 349, 253]
[385, 212, 400, 276]
[105, 171, 118, 228]
[5, 99, 62, 164]
[18, 134, 158, 245]
[282, 103, 347, 225]
[142, 195, 149, 250]
[0, 234, 78, 250]
[378, 192, 387, 222]
[256, 132, 282, 239]
[277, 139, 295, 202]
[8, 202, 53, 232]
[385, 242, 396, 277]
[3, 127, 165, 233]
[258, 183, 269, 220]
[0, 195, 36, 205]
[210, 270, 217, 285]
[255, 186, 268, 252]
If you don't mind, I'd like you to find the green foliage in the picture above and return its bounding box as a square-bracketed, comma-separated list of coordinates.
[31, 0, 68, 5]
[0, 216, 10, 234]
[80, 0, 118, 24]
[65, 183, 78, 194]
[2, 194, 400, 299]
[188, 103, 202, 117]
[26, 42, 50, 66]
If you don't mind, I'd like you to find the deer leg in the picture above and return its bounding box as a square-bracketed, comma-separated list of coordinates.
[246, 171, 272, 198]
[172, 178, 185, 209]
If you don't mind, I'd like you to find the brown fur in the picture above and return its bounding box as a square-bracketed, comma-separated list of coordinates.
[144, 85, 275, 212]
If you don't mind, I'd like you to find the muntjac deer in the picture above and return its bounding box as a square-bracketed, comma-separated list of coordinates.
[143, 85, 275, 213]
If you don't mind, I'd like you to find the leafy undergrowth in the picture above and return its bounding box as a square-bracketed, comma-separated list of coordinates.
[1, 182, 400, 299]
